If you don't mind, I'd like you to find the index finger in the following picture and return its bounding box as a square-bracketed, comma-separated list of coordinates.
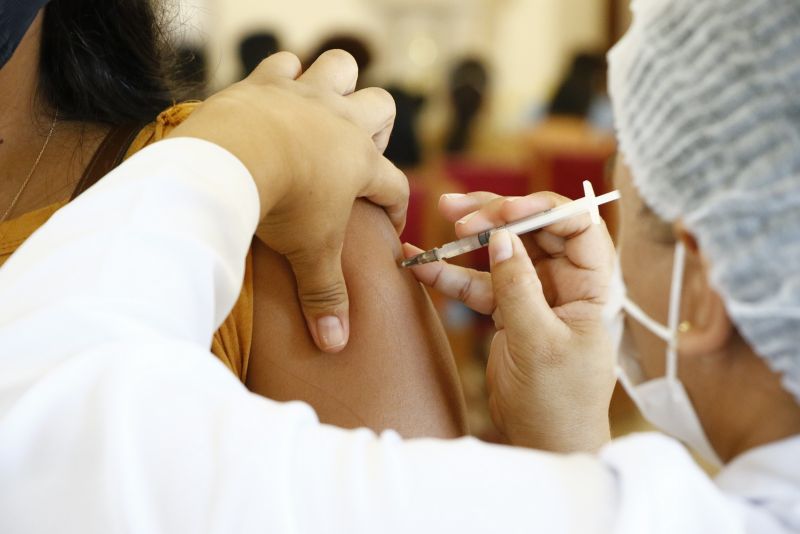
[456, 191, 596, 239]
[500, 192, 595, 238]
[458, 191, 614, 272]
[503, 193, 615, 274]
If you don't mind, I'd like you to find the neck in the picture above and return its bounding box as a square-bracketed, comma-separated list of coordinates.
[700, 338, 800, 463]
[0, 11, 108, 219]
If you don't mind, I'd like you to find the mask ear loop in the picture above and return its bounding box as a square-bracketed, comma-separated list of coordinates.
[618, 240, 687, 382]
[666, 241, 687, 381]
[623, 297, 672, 342]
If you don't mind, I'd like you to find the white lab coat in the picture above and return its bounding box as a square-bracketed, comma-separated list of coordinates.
[0, 138, 797, 534]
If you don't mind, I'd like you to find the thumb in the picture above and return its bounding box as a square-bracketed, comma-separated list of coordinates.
[489, 230, 561, 340]
[288, 247, 351, 353]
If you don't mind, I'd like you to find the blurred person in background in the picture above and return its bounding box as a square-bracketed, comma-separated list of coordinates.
[383, 85, 424, 171]
[0, 0, 467, 440]
[523, 51, 616, 195]
[444, 57, 489, 156]
[238, 30, 280, 78]
[547, 52, 613, 132]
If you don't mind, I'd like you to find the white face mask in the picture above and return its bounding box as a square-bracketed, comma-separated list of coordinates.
[603, 242, 723, 467]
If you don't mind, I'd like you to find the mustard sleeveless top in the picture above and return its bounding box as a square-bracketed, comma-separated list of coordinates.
[0, 102, 254, 380]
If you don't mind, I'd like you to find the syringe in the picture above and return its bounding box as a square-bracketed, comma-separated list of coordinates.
[401, 181, 620, 268]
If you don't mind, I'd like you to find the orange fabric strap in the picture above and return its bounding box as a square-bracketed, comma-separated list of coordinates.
[71, 123, 145, 200]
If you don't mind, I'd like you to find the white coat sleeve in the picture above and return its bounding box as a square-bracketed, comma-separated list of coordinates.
[0, 138, 744, 534]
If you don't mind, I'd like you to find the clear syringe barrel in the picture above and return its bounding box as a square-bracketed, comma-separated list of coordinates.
[434, 183, 620, 262]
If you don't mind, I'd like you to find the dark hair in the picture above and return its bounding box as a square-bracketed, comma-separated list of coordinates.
[175, 44, 208, 95]
[548, 53, 605, 118]
[39, 0, 177, 125]
[239, 31, 281, 78]
[445, 58, 488, 154]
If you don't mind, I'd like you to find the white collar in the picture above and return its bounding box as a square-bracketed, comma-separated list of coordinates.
[715, 434, 800, 531]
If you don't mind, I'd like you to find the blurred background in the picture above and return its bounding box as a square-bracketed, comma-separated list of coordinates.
[170, 0, 643, 442]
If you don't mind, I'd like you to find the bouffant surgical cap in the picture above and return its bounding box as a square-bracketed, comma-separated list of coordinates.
[608, 0, 800, 403]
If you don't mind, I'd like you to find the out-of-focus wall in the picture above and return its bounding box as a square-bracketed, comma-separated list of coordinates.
[197, 0, 381, 85]
[177, 0, 608, 131]
[491, 0, 607, 130]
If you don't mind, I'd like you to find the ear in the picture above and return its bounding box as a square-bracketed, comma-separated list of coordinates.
[673, 223, 734, 357]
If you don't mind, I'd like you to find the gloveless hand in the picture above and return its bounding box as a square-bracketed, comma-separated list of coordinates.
[169, 50, 407, 353]
[404, 192, 616, 452]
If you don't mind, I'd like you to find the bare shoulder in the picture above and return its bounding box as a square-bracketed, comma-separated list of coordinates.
[246, 199, 468, 438]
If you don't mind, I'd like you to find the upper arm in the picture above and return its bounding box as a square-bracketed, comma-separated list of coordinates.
[246, 199, 468, 438]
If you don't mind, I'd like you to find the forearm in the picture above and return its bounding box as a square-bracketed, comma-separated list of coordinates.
[0, 341, 618, 534]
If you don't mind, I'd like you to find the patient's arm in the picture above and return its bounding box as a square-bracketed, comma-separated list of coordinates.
[246, 199, 468, 438]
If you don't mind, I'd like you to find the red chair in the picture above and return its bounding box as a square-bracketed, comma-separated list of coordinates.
[443, 158, 530, 197]
[547, 152, 617, 236]
[548, 152, 609, 199]
[442, 158, 530, 271]
[399, 179, 427, 248]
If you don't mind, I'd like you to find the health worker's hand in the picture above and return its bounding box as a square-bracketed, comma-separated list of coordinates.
[168, 50, 407, 353]
[404, 192, 616, 452]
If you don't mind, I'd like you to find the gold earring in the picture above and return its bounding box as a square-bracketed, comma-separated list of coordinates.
[678, 321, 692, 333]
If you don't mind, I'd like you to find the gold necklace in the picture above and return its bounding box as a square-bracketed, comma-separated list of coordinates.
[0, 110, 59, 223]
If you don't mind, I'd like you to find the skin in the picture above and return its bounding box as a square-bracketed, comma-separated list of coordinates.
[406, 160, 800, 459]
[247, 200, 466, 435]
[2, 15, 468, 439]
[613, 158, 800, 462]
[0, 12, 108, 219]
[405, 191, 617, 452]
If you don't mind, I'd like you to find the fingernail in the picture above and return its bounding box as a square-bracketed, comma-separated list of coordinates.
[317, 316, 346, 350]
[456, 211, 478, 225]
[490, 230, 513, 265]
[442, 193, 467, 201]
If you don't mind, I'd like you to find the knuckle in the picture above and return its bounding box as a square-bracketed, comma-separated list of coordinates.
[396, 172, 411, 198]
[468, 191, 501, 206]
[360, 133, 379, 156]
[256, 51, 299, 72]
[456, 274, 475, 304]
[544, 192, 575, 212]
[493, 265, 540, 300]
[369, 87, 396, 116]
[321, 48, 357, 69]
[488, 196, 507, 210]
[273, 50, 300, 64]
[287, 240, 342, 272]
[299, 283, 348, 308]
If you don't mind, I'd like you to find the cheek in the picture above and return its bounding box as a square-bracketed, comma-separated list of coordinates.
[620, 239, 672, 379]
[614, 160, 674, 379]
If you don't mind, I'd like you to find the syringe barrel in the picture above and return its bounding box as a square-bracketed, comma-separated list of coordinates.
[438, 234, 485, 260]
[500, 198, 590, 235]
